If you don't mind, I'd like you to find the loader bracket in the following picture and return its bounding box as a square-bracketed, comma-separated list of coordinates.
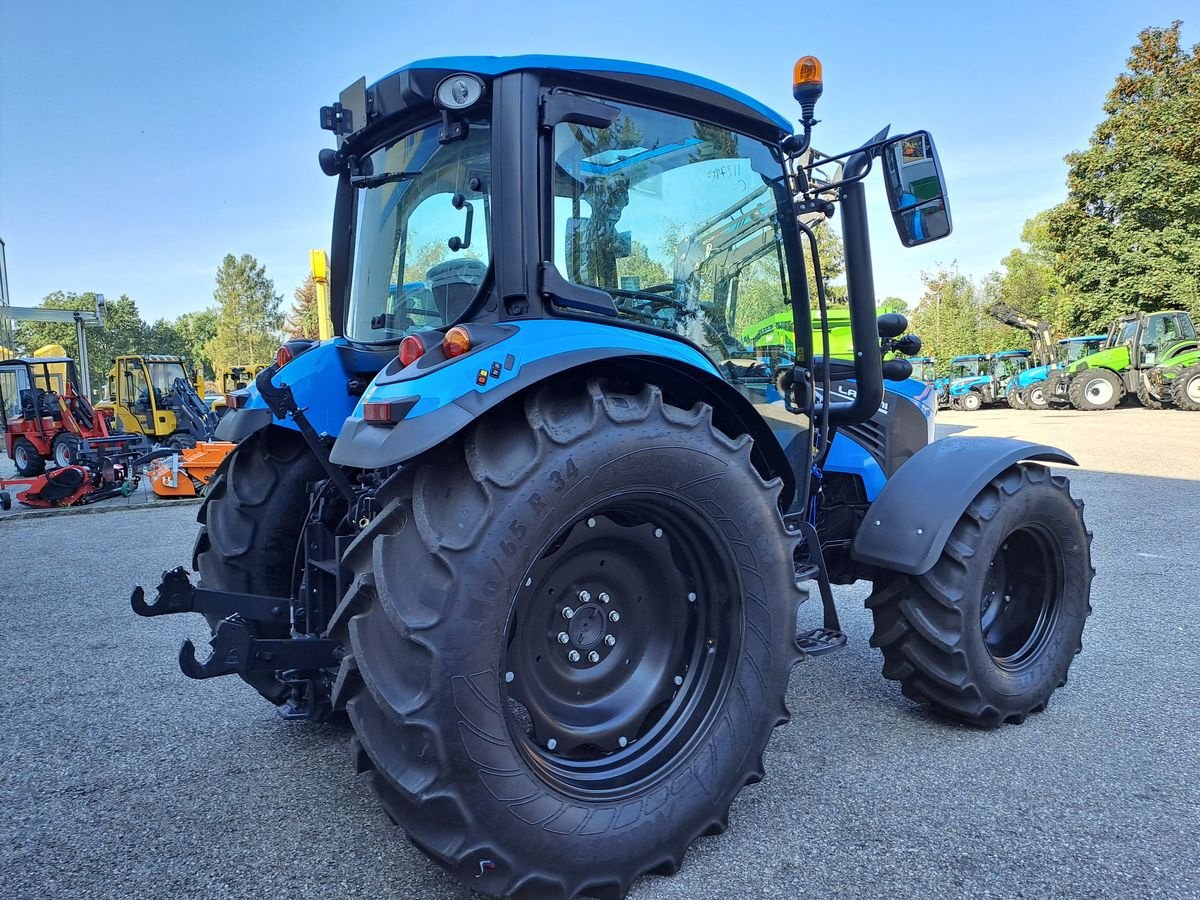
[131, 567, 290, 624]
[178, 616, 341, 680]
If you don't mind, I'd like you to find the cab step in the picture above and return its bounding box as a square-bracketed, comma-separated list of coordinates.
[795, 627, 848, 657]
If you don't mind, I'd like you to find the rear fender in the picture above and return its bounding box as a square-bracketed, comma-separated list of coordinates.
[328, 320, 795, 506]
[851, 436, 1076, 576]
[214, 339, 369, 444]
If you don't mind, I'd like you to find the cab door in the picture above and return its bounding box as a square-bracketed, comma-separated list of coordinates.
[118, 359, 156, 432]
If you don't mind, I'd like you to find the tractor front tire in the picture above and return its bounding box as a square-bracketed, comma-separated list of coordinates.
[1135, 376, 1166, 410]
[1170, 364, 1200, 411]
[1006, 390, 1026, 410]
[193, 427, 325, 704]
[865, 463, 1092, 727]
[959, 391, 983, 412]
[332, 381, 804, 899]
[1068, 369, 1122, 410]
[52, 433, 82, 468]
[1025, 384, 1050, 410]
[12, 437, 45, 477]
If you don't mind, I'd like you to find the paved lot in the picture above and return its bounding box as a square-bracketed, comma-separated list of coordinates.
[1, 406, 1197, 899]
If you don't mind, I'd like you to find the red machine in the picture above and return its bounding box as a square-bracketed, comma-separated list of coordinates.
[0, 356, 117, 476]
[0, 437, 148, 509]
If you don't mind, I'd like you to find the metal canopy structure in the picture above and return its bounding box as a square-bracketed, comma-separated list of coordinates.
[0, 237, 106, 397]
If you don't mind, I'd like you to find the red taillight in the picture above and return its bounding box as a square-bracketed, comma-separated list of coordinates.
[443, 325, 471, 358]
[225, 392, 248, 410]
[363, 401, 395, 424]
[399, 334, 427, 367]
[275, 345, 293, 368]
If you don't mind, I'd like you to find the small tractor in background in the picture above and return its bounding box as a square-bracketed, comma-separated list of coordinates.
[97, 354, 220, 448]
[946, 349, 1033, 411]
[132, 55, 1094, 898]
[934, 353, 982, 407]
[1006, 334, 1107, 410]
[906, 355, 936, 386]
[1051, 309, 1199, 410]
[0, 354, 131, 475]
[209, 365, 271, 419]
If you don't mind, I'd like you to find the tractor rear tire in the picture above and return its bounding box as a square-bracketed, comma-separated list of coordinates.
[331, 381, 804, 899]
[52, 434, 82, 468]
[865, 463, 1092, 727]
[168, 434, 197, 452]
[1171, 364, 1200, 411]
[960, 391, 983, 412]
[12, 437, 45, 477]
[1068, 369, 1122, 410]
[1135, 377, 1166, 410]
[193, 427, 325, 704]
[1025, 384, 1050, 410]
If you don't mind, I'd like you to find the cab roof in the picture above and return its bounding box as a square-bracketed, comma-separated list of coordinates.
[374, 55, 794, 135]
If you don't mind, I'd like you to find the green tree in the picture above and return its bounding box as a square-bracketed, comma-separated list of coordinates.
[204, 254, 284, 372]
[803, 220, 846, 307]
[14, 292, 148, 394]
[287, 274, 321, 339]
[877, 296, 908, 315]
[907, 265, 988, 372]
[172, 309, 219, 378]
[1046, 21, 1200, 331]
[997, 211, 1074, 332]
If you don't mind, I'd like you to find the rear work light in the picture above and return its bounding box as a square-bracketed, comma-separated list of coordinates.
[399, 334, 428, 367]
[443, 325, 471, 358]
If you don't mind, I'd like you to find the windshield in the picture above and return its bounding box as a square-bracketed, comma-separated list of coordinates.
[148, 362, 187, 392]
[952, 359, 981, 379]
[552, 101, 792, 379]
[347, 122, 492, 342]
[993, 356, 1026, 377]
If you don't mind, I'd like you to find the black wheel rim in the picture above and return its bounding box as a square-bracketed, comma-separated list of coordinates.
[979, 524, 1063, 669]
[503, 492, 742, 800]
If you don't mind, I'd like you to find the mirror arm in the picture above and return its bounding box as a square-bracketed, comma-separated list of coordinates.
[825, 170, 883, 427]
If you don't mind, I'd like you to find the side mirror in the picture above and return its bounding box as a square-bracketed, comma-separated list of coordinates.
[880, 131, 952, 247]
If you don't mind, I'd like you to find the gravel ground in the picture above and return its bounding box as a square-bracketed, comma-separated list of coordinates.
[1, 406, 1197, 899]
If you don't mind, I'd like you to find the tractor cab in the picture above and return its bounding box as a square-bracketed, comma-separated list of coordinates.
[1057, 334, 1107, 365]
[99, 355, 217, 449]
[907, 356, 936, 384]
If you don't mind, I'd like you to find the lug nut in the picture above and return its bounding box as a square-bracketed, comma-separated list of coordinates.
[578, 590, 591, 602]
[687, 592, 697, 603]
[557, 632, 570, 644]
[588, 651, 600, 663]
[568, 650, 581, 662]
[604, 634, 616, 647]
[587, 517, 596, 528]
[653, 528, 663, 538]
[598, 592, 610, 604]
[562, 607, 575, 619]
[547, 738, 557, 750]
[674, 675, 683, 686]
[504, 671, 514, 683]
[609, 610, 620, 623]
[618, 736, 628, 748]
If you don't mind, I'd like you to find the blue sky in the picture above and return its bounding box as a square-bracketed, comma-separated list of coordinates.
[0, 1, 1190, 322]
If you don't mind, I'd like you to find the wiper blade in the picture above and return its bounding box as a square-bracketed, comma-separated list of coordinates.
[351, 171, 419, 189]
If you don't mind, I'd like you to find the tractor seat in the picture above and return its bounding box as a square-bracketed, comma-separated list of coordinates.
[428, 258, 487, 324]
[21, 388, 62, 421]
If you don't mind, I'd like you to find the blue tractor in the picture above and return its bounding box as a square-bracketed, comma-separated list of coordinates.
[132, 56, 1094, 898]
[935, 353, 984, 407]
[1006, 335, 1108, 410]
[947, 349, 1033, 411]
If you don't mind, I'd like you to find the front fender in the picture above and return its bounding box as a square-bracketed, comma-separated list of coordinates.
[328, 320, 794, 503]
[851, 436, 1077, 576]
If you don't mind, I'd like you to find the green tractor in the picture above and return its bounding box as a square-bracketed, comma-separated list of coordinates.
[1053, 310, 1200, 410]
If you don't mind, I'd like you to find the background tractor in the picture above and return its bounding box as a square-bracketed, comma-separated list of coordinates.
[209, 364, 271, 419]
[946, 350, 1032, 411]
[1006, 334, 1107, 410]
[132, 55, 1093, 899]
[1052, 309, 1199, 410]
[97, 354, 220, 449]
[0, 354, 127, 475]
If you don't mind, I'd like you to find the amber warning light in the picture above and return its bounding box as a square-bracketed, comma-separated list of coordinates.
[793, 56, 822, 87]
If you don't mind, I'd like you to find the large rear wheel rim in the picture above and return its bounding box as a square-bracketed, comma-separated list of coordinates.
[1187, 373, 1200, 404]
[979, 524, 1063, 670]
[503, 492, 742, 799]
[1085, 377, 1114, 405]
